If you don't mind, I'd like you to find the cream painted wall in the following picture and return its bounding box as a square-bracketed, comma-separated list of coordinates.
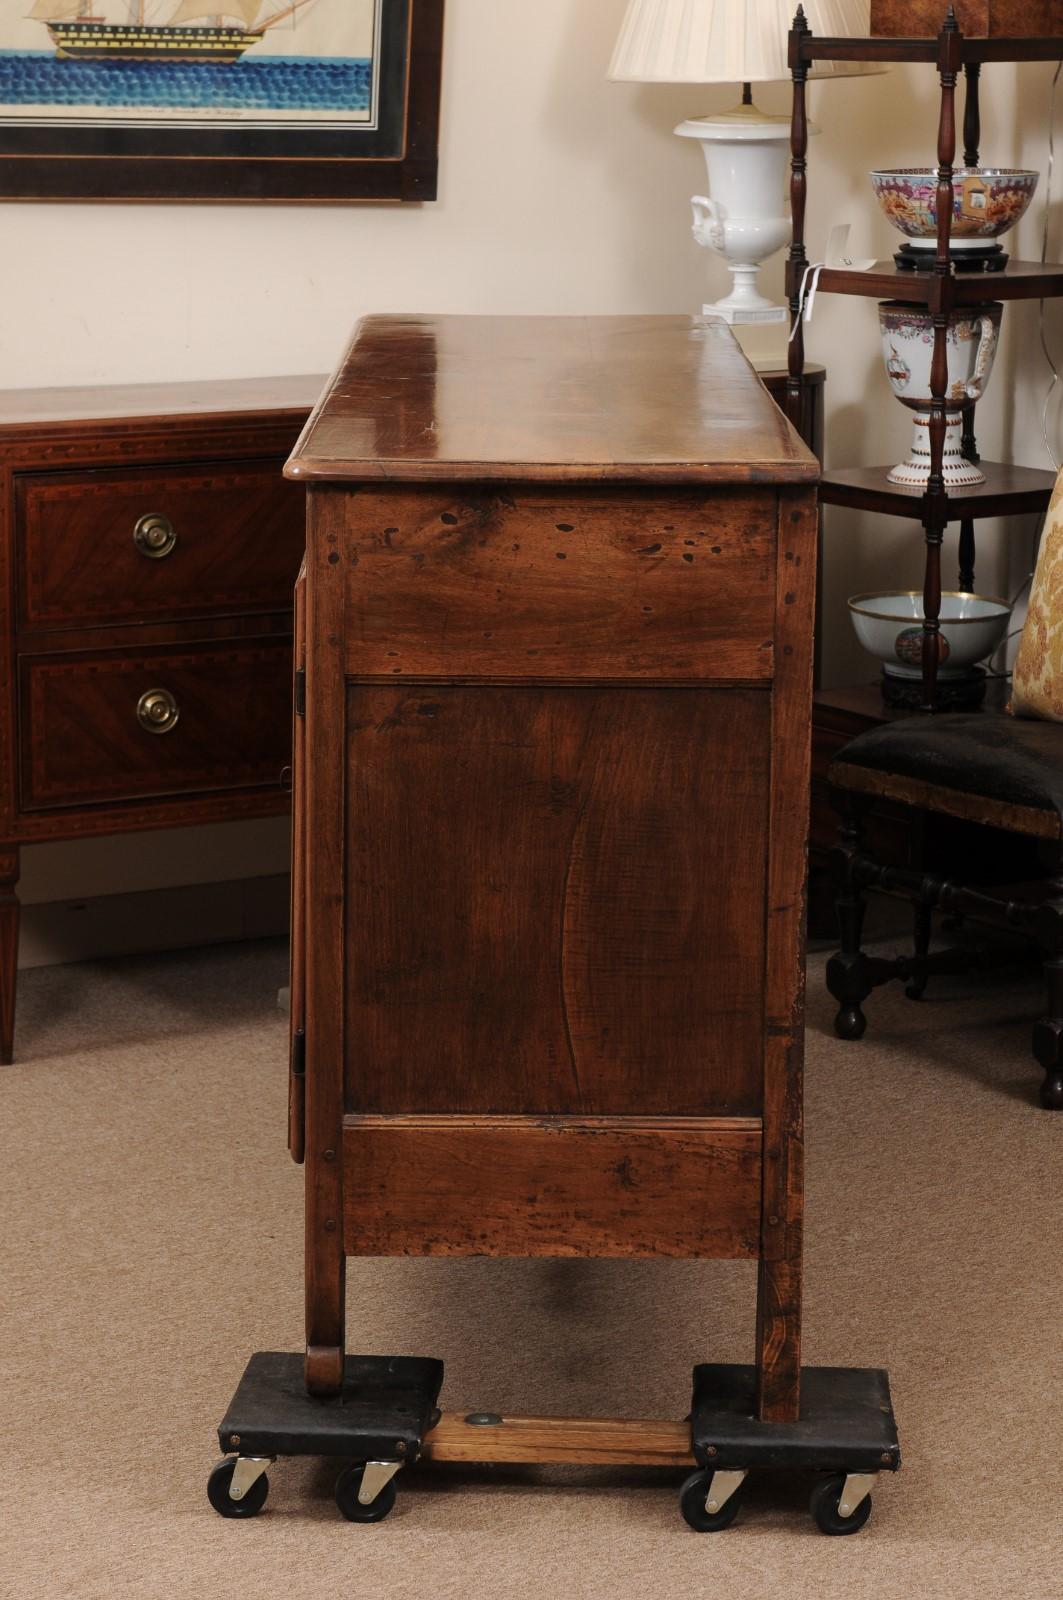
[1, 2, 1061, 951]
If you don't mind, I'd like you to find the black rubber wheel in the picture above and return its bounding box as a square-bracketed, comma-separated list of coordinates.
[810, 1473, 872, 1536]
[207, 1457, 270, 1519]
[335, 1464, 398, 1524]
[679, 1468, 746, 1532]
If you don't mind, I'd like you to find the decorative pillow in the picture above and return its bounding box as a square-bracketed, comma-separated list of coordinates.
[1011, 469, 1063, 721]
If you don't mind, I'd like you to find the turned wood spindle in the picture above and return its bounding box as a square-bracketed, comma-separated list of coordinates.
[786, 6, 812, 429]
[923, 10, 961, 711]
[963, 61, 981, 169]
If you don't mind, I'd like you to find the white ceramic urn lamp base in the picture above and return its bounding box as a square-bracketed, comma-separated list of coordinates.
[608, 1, 887, 340]
[677, 102, 793, 328]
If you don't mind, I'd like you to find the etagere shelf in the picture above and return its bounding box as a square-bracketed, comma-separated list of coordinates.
[785, 4, 1063, 708]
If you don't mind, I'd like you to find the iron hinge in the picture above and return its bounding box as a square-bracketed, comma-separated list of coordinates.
[291, 1026, 306, 1079]
[294, 668, 306, 719]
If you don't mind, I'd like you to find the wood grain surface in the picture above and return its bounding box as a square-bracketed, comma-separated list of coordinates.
[754, 490, 818, 1423]
[302, 494, 349, 1395]
[17, 461, 306, 631]
[420, 1412, 696, 1467]
[869, 0, 1063, 35]
[343, 685, 770, 1118]
[288, 562, 307, 1167]
[19, 639, 291, 810]
[342, 1115, 762, 1259]
[286, 316, 818, 486]
[337, 485, 777, 682]
[0, 375, 322, 430]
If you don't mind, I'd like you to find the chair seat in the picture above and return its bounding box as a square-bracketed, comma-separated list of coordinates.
[829, 712, 1063, 838]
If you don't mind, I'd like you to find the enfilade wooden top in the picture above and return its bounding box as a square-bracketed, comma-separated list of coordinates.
[0, 374, 324, 430]
[286, 314, 819, 486]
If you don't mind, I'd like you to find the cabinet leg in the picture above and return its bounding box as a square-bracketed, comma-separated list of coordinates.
[754, 1257, 802, 1423]
[0, 847, 20, 1065]
[906, 898, 933, 1001]
[826, 806, 872, 1040]
[306, 1191, 346, 1396]
[1033, 955, 1063, 1110]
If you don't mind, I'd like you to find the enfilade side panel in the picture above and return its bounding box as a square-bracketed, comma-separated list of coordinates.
[343, 684, 771, 1118]
[340, 486, 777, 681]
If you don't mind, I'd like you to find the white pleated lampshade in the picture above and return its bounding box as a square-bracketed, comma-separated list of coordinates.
[609, 0, 881, 83]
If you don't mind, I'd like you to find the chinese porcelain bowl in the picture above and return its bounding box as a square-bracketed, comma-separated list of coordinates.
[849, 591, 1011, 679]
[870, 168, 1038, 246]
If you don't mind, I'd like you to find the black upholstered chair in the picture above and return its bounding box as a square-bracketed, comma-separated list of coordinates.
[825, 712, 1063, 1110]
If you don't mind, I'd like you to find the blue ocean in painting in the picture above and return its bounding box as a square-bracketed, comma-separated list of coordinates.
[0, 51, 370, 113]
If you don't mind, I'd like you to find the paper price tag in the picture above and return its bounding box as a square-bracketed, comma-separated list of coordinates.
[825, 223, 876, 272]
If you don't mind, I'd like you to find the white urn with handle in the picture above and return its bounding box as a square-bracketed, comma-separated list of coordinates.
[879, 301, 1003, 487]
[679, 112, 793, 324]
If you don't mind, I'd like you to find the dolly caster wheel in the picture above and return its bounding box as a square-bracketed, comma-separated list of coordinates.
[810, 1472, 873, 1536]
[335, 1462, 399, 1523]
[679, 1468, 747, 1532]
[207, 1457, 270, 1519]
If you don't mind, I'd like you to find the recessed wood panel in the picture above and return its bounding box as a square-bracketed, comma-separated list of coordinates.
[344, 684, 770, 1117]
[16, 461, 305, 632]
[19, 640, 291, 811]
[342, 1115, 762, 1258]
[339, 486, 776, 682]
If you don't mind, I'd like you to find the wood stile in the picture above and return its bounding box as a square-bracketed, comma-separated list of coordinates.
[289, 316, 820, 1439]
[288, 560, 307, 1166]
[303, 492, 349, 1397]
[754, 491, 817, 1424]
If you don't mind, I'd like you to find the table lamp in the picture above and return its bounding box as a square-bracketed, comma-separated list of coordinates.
[609, 1, 883, 336]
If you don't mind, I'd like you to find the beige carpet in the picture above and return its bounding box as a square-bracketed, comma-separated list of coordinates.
[0, 935, 1059, 1600]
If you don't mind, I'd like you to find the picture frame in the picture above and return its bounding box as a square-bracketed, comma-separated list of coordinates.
[0, 0, 443, 203]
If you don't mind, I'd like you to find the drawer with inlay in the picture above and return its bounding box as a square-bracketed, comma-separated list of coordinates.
[15, 459, 306, 632]
[18, 638, 292, 811]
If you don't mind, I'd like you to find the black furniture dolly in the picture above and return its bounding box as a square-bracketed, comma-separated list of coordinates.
[210, 1353, 900, 1534]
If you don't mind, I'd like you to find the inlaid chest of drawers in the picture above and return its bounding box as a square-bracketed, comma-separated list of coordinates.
[0, 375, 320, 1062]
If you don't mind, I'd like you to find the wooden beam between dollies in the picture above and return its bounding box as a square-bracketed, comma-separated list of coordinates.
[420, 1414, 696, 1469]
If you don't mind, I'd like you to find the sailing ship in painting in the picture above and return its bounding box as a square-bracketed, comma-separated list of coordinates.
[27, 0, 320, 64]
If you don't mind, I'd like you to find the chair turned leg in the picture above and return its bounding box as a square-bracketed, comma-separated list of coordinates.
[906, 898, 933, 1001]
[1033, 955, 1063, 1110]
[826, 806, 872, 1041]
[0, 847, 20, 1066]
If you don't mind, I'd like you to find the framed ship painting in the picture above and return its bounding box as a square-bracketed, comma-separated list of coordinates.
[0, 0, 443, 201]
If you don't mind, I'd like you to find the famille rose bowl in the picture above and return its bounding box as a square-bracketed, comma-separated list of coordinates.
[848, 591, 1012, 680]
[870, 167, 1038, 247]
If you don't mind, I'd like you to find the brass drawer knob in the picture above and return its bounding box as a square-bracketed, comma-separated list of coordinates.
[133, 513, 177, 559]
[136, 687, 180, 735]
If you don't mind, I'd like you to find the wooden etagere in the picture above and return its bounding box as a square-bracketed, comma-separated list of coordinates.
[785, 4, 1062, 708]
